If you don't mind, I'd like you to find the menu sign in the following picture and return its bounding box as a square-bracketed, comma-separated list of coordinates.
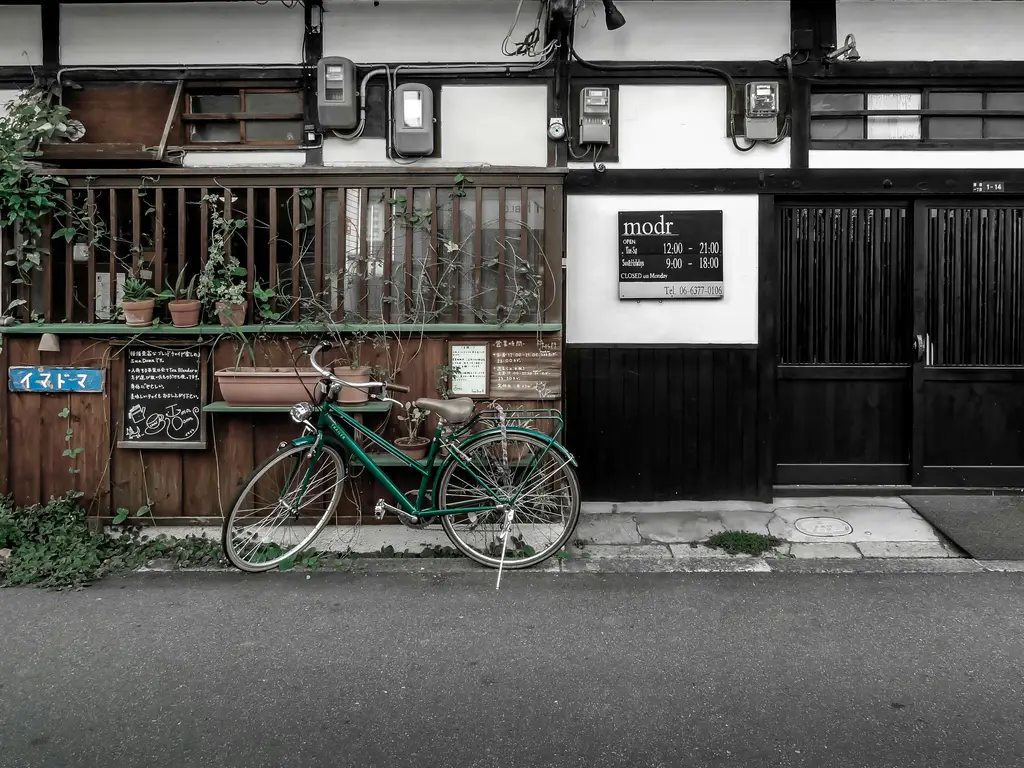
[489, 337, 561, 400]
[618, 210, 724, 299]
[119, 345, 208, 449]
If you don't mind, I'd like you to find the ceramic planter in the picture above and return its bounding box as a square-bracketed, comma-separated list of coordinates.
[216, 301, 246, 326]
[332, 365, 373, 404]
[394, 436, 431, 460]
[122, 298, 155, 327]
[214, 367, 324, 406]
[168, 299, 202, 328]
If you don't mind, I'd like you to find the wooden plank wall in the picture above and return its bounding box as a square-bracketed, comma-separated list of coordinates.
[563, 346, 763, 501]
[1, 333, 560, 522]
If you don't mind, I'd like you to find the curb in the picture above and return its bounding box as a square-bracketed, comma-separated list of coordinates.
[134, 556, 1024, 576]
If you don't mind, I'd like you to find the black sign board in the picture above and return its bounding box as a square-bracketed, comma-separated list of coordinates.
[618, 210, 724, 299]
[118, 345, 208, 449]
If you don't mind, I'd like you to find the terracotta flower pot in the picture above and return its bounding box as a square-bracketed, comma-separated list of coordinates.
[394, 436, 431, 460]
[216, 301, 246, 327]
[123, 298, 155, 327]
[214, 367, 325, 406]
[169, 299, 202, 328]
[332, 365, 373, 404]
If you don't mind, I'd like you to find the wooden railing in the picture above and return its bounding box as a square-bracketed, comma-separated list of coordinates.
[2, 171, 564, 329]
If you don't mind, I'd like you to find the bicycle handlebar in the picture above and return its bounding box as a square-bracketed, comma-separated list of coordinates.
[309, 341, 410, 394]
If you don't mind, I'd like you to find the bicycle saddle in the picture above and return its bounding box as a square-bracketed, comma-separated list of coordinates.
[413, 397, 475, 424]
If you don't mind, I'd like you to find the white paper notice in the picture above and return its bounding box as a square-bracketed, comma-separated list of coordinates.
[450, 343, 488, 396]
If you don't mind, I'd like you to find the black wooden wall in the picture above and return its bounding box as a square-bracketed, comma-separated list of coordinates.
[563, 346, 762, 501]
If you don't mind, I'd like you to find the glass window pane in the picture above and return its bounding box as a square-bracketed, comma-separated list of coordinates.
[930, 92, 982, 111]
[810, 118, 864, 140]
[244, 91, 302, 114]
[866, 93, 921, 139]
[987, 92, 1024, 111]
[245, 120, 303, 142]
[985, 118, 1024, 139]
[928, 117, 983, 140]
[810, 93, 864, 114]
[191, 94, 240, 113]
[190, 122, 240, 143]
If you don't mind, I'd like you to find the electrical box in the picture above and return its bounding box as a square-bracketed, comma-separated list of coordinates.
[744, 81, 780, 140]
[579, 86, 612, 145]
[317, 56, 358, 130]
[393, 83, 434, 156]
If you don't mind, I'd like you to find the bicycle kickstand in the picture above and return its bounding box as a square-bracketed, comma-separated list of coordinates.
[495, 507, 515, 591]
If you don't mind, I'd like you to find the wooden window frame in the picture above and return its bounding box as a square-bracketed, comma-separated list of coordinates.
[810, 87, 1024, 151]
[182, 86, 305, 149]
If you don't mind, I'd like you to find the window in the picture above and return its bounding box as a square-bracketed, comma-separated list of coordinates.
[183, 88, 304, 147]
[810, 90, 1024, 148]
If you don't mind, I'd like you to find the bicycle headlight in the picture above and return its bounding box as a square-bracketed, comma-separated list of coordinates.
[290, 402, 315, 424]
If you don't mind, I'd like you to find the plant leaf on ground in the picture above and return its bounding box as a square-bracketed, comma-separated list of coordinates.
[704, 530, 783, 557]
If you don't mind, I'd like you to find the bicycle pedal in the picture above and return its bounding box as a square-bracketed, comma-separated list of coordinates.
[374, 499, 386, 520]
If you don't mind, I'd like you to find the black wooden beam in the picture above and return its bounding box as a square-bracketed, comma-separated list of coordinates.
[790, 0, 836, 60]
[567, 169, 1024, 197]
[756, 194, 777, 501]
[41, 1, 60, 72]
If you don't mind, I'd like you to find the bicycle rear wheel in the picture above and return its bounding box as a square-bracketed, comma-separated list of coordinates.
[438, 432, 580, 569]
[222, 443, 346, 572]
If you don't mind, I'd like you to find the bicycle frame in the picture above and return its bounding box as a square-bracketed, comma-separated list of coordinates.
[287, 399, 574, 520]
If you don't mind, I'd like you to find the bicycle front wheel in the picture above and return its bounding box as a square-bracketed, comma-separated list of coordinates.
[438, 432, 581, 569]
[222, 443, 346, 572]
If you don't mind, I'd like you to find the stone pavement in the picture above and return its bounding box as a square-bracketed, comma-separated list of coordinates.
[144, 496, 977, 565]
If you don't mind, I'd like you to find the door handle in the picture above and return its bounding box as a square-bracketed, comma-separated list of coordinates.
[913, 334, 926, 362]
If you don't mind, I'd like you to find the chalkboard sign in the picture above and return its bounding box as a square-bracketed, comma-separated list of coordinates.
[489, 336, 561, 400]
[118, 345, 208, 449]
[618, 210, 724, 299]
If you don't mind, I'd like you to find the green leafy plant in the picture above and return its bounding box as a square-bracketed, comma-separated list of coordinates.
[704, 530, 783, 557]
[157, 269, 198, 302]
[0, 86, 78, 316]
[121, 276, 154, 302]
[253, 279, 281, 321]
[196, 193, 247, 311]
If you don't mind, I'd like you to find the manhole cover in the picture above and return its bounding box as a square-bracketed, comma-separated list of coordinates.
[794, 517, 854, 537]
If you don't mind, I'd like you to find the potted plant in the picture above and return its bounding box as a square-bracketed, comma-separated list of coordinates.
[330, 329, 374, 404]
[158, 270, 201, 328]
[196, 194, 247, 326]
[395, 402, 430, 459]
[121, 277, 156, 327]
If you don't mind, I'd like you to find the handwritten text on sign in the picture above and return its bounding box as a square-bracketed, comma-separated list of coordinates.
[449, 343, 489, 396]
[9, 366, 105, 393]
[121, 347, 206, 448]
[489, 337, 561, 400]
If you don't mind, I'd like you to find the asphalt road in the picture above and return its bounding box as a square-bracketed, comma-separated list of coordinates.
[2, 570, 1024, 768]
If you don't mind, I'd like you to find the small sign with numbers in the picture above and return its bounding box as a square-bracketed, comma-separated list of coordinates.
[9, 366, 105, 393]
[618, 210, 724, 300]
[449, 342, 489, 397]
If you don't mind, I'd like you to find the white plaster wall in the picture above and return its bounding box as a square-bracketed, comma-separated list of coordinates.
[569, 85, 789, 170]
[182, 151, 307, 168]
[323, 84, 548, 167]
[321, 0, 547, 64]
[810, 150, 1024, 170]
[0, 5, 42, 66]
[566, 195, 759, 346]
[60, 3, 305, 65]
[573, 0, 789, 62]
[0, 90, 24, 117]
[836, 0, 1024, 61]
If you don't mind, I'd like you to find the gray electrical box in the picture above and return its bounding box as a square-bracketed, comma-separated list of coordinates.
[393, 83, 434, 156]
[744, 81, 780, 140]
[317, 56, 357, 130]
[579, 86, 612, 145]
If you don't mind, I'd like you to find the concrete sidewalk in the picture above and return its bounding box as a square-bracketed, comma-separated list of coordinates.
[142, 496, 966, 563]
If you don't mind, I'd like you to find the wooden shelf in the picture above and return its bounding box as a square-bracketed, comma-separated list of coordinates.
[203, 401, 391, 414]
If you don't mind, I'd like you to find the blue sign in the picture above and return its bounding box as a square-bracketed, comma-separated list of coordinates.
[8, 366, 105, 393]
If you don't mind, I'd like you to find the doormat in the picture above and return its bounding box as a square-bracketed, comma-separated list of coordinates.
[902, 495, 1024, 560]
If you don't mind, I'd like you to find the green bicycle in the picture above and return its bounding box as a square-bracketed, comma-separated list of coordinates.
[221, 340, 581, 577]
